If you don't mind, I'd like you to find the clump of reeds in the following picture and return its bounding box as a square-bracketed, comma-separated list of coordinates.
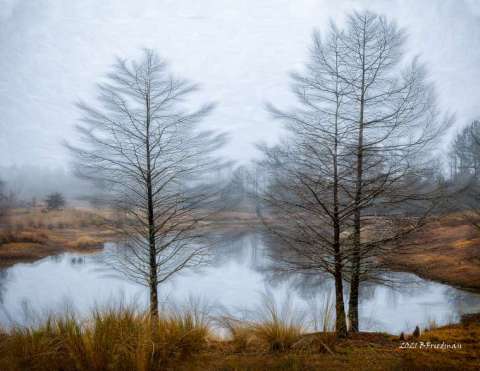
[0, 302, 210, 371]
[219, 294, 305, 353]
[306, 291, 335, 333]
[217, 316, 257, 353]
[252, 296, 304, 352]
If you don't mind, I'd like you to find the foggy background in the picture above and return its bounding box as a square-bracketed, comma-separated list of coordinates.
[0, 0, 479, 197]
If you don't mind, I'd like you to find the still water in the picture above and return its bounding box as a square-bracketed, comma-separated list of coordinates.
[0, 233, 479, 334]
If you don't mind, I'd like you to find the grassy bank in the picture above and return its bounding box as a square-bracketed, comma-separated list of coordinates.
[0, 208, 259, 268]
[0, 208, 116, 267]
[2, 208, 480, 295]
[0, 303, 478, 370]
[385, 213, 480, 293]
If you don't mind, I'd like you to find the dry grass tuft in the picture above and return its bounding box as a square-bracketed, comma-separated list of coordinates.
[0, 303, 210, 371]
[218, 316, 257, 353]
[0, 305, 479, 370]
[219, 295, 304, 354]
[252, 296, 304, 353]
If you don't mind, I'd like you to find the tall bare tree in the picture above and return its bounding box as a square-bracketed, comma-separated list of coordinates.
[259, 26, 351, 337]
[260, 11, 449, 336]
[448, 120, 480, 229]
[338, 11, 449, 332]
[67, 49, 225, 320]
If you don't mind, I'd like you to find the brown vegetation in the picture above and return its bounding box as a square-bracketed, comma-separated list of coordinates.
[0, 208, 260, 268]
[0, 305, 478, 370]
[0, 208, 116, 267]
[385, 213, 480, 292]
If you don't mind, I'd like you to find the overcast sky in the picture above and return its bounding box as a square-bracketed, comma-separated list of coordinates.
[1, 0, 479, 169]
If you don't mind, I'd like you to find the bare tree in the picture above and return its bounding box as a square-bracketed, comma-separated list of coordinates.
[448, 120, 480, 228]
[67, 49, 225, 321]
[259, 26, 351, 337]
[338, 11, 449, 332]
[260, 11, 449, 336]
[449, 120, 480, 179]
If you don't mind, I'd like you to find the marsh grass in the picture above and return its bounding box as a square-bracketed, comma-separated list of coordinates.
[0, 299, 478, 370]
[0, 302, 211, 371]
[66, 236, 104, 249]
[218, 294, 305, 353]
[306, 292, 335, 332]
[218, 316, 257, 353]
[252, 296, 304, 352]
[7, 208, 110, 231]
[0, 229, 49, 245]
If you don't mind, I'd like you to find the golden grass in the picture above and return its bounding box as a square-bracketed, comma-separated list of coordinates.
[0, 229, 49, 245]
[7, 208, 111, 230]
[0, 208, 119, 266]
[218, 317, 257, 353]
[0, 304, 210, 371]
[219, 296, 305, 354]
[384, 213, 480, 292]
[0, 304, 479, 370]
[252, 305, 303, 353]
[66, 236, 104, 250]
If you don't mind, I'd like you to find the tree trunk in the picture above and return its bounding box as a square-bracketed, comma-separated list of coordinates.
[332, 85, 347, 338]
[349, 120, 363, 333]
[145, 86, 159, 323]
[348, 248, 360, 332]
[334, 228, 348, 338]
[349, 26, 366, 333]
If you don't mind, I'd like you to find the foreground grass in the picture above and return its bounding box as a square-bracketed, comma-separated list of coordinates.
[0, 305, 478, 371]
[0, 304, 210, 371]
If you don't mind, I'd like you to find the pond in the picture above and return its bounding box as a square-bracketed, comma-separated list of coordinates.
[0, 233, 479, 334]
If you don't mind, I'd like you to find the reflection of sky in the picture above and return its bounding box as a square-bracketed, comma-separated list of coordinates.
[1, 239, 480, 334]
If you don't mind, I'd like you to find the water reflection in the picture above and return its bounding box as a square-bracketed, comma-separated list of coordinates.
[0, 233, 479, 334]
[0, 268, 9, 304]
[70, 257, 85, 266]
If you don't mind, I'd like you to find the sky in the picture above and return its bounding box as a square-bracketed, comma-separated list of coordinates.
[0, 0, 479, 169]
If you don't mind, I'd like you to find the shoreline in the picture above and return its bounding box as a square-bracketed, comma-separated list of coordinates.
[382, 214, 480, 294]
[1, 210, 480, 295]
